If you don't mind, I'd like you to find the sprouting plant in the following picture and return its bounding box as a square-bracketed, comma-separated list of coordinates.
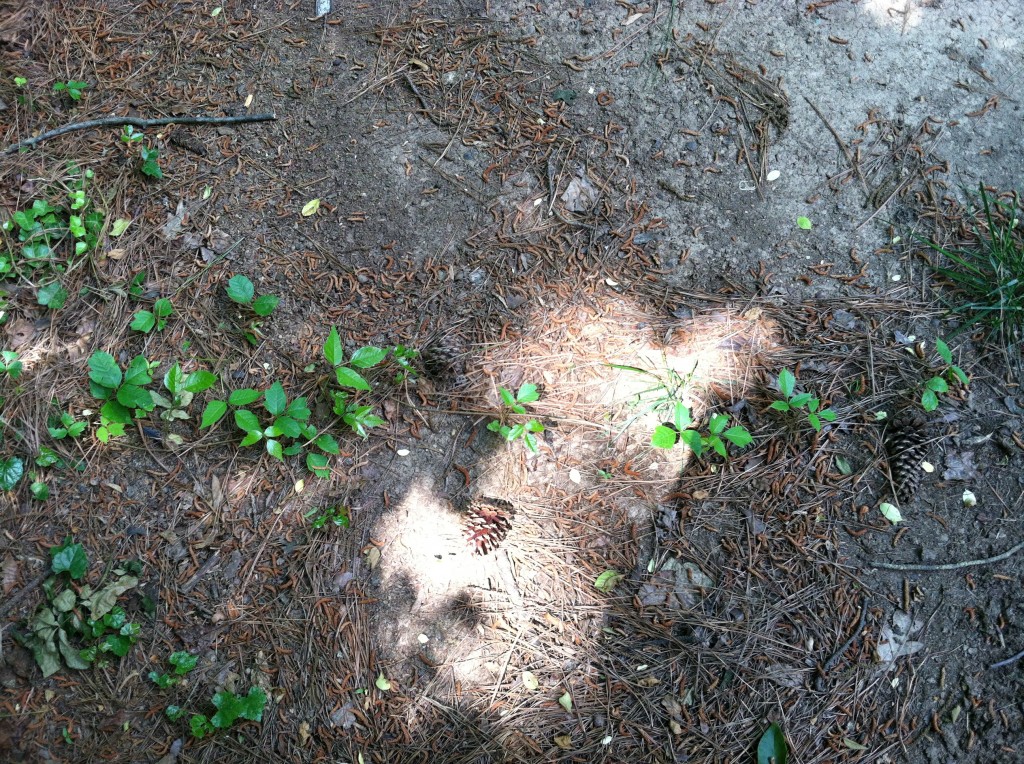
[200, 383, 339, 474]
[769, 369, 837, 432]
[148, 651, 198, 688]
[131, 298, 173, 333]
[189, 687, 267, 739]
[920, 337, 969, 412]
[226, 275, 279, 343]
[391, 344, 419, 382]
[651, 409, 752, 457]
[14, 76, 27, 87]
[150, 363, 218, 423]
[323, 326, 387, 437]
[88, 352, 159, 437]
[120, 125, 143, 144]
[53, 80, 89, 101]
[304, 505, 350, 530]
[139, 145, 162, 179]
[28, 474, 49, 500]
[487, 383, 545, 453]
[1, 350, 22, 380]
[15, 539, 142, 677]
[37, 281, 67, 310]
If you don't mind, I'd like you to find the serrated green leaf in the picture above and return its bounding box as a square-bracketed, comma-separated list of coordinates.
[499, 387, 516, 407]
[925, 377, 949, 393]
[273, 416, 301, 438]
[335, 366, 370, 391]
[117, 384, 154, 411]
[264, 382, 286, 416]
[935, 337, 952, 364]
[516, 383, 540, 403]
[100, 400, 133, 424]
[89, 352, 122, 389]
[680, 429, 703, 457]
[921, 389, 938, 412]
[228, 388, 261, 406]
[723, 426, 752, 448]
[226, 275, 254, 304]
[707, 413, 728, 435]
[123, 355, 153, 386]
[315, 433, 340, 454]
[131, 311, 155, 332]
[789, 392, 813, 408]
[349, 346, 388, 369]
[819, 408, 837, 422]
[769, 400, 790, 412]
[37, 281, 67, 309]
[807, 412, 821, 432]
[184, 370, 217, 393]
[951, 366, 969, 385]
[239, 430, 262, 447]
[234, 409, 261, 432]
[266, 439, 283, 460]
[756, 722, 788, 764]
[252, 294, 280, 317]
[200, 400, 228, 428]
[778, 369, 795, 399]
[170, 651, 198, 675]
[324, 326, 343, 366]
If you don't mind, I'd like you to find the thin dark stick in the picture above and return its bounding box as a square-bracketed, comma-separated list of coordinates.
[0, 571, 49, 619]
[803, 95, 868, 195]
[4, 113, 276, 154]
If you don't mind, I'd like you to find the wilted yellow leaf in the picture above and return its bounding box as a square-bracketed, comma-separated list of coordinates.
[301, 198, 321, 217]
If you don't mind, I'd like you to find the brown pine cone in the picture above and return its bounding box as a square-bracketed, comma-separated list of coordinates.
[885, 411, 932, 504]
[463, 497, 515, 555]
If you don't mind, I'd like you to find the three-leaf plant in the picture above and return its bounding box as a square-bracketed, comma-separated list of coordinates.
[921, 338, 969, 412]
[324, 326, 387, 437]
[769, 369, 837, 432]
[488, 383, 545, 453]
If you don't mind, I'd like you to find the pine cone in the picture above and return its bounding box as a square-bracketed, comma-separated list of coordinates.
[463, 497, 515, 555]
[885, 412, 931, 504]
[422, 338, 468, 387]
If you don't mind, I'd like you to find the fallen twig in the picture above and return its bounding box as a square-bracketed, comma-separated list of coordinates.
[866, 538, 1024, 572]
[4, 113, 277, 154]
[990, 647, 1024, 670]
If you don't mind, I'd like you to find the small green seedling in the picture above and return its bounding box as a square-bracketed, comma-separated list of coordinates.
[324, 326, 387, 437]
[304, 505, 350, 530]
[226, 275, 280, 343]
[1, 350, 22, 380]
[37, 281, 68, 310]
[391, 344, 419, 382]
[150, 363, 218, 423]
[120, 125, 143, 144]
[797, 216, 813, 230]
[652, 407, 753, 457]
[53, 80, 89, 101]
[189, 687, 266, 739]
[131, 298, 173, 333]
[487, 383, 545, 453]
[920, 337, 969, 412]
[148, 651, 198, 688]
[139, 145, 162, 179]
[47, 408, 86, 439]
[769, 369, 837, 432]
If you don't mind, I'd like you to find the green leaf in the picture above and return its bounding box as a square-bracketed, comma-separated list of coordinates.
[226, 275, 255, 304]
[335, 366, 370, 391]
[0, 456, 24, 491]
[149, 671, 177, 689]
[100, 400, 133, 424]
[558, 692, 572, 713]
[709, 435, 727, 457]
[211, 687, 266, 728]
[375, 673, 392, 692]
[30, 481, 49, 500]
[324, 326, 343, 366]
[349, 346, 388, 369]
[835, 455, 853, 475]
[301, 198, 320, 217]
[306, 453, 330, 477]
[273, 416, 302, 438]
[777, 369, 795, 399]
[88, 575, 138, 620]
[680, 429, 703, 456]
[37, 281, 68, 309]
[130, 311, 155, 332]
[769, 400, 791, 412]
[499, 387, 516, 407]
[594, 570, 623, 592]
[110, 218, 131, 237]
[315, 433, 340, 454]
[756, 722, 788, 764]
[789, 392, 813, 409]
[169, 651, 198, 675]
[124, 355, 153, 386]
[516, 383, 540, 404]
[925, 377, 948, 393]
[266, 439, 283, 460]
[228, 388, 261, 406]
[673, 402, 692, 431]
[879, 502, 903, 524]
[707, 413, 728, 435]
[251, 294, 279, 317]
[166, 706, 187, 721]
[796, 216, 812, 230]
[651, 424, 679, 449]
[935, 337, 952, 365]
[722, 426, 752, 448]
[264, 382, 286, 416]
[819, 409, 837, 422]
[807, 412, 821, 432]
[239, 430, 262, 447]
[153, 298, 173, 318]
[190, 714, 214, 739]
[951, 365, 969, 385]
[89, 352, 122, 389]
[184, 370, 217, 393]
[920, 389, 938, 412]
[117, 384, 154, 411]
[51, 540, 88, 579]
[200, 400, 228, 428]
[234, 409, 261, 432]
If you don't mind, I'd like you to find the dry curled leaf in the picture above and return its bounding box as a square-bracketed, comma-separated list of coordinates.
[2, 554, 18, 594]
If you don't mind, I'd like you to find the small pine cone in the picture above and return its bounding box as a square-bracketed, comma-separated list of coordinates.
[463, 497, 515, 555]
[422, 338, 467, 385]
[885, 413, 931, 504]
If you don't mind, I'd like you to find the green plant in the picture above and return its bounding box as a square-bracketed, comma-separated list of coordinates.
[189, 687, 267, 739]
[37, 280, 68, 310]
[920, 337, 970, 412]
[0, 456, 25, 490]
[88, 351, 158, 438]
[651, 409, 752, 457]
[47, 408, 87, 439]
[16, 539, 142, 677]
[52, 79, 89, 101]
[14, 76, 27, 87]
[324, 326, 387, 437]
[1, 350, 22, 379]
[150, 363, 218, 423]
[304, 505, 350, 530]
[131, 298, 173, 333]
[769, 369, 837, 432]
[139, 145, 162, 179]
[200, 382, 339, 474]
[29, 474, 49, 500]
[918, 183, 1024, 346]
[226, 275, 279, 343]
[120, 125, 143, 144]
[149, 651, 198, 688]
[391, 344, 419, 382]
[487, 383, 544, 453]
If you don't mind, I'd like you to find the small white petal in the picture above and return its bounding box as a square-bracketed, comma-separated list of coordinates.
[766, 170, 781, 182]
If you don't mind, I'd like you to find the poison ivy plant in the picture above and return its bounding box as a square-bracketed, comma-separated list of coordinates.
[487, 383, 545, 453]
[769, 369, 837, 432]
